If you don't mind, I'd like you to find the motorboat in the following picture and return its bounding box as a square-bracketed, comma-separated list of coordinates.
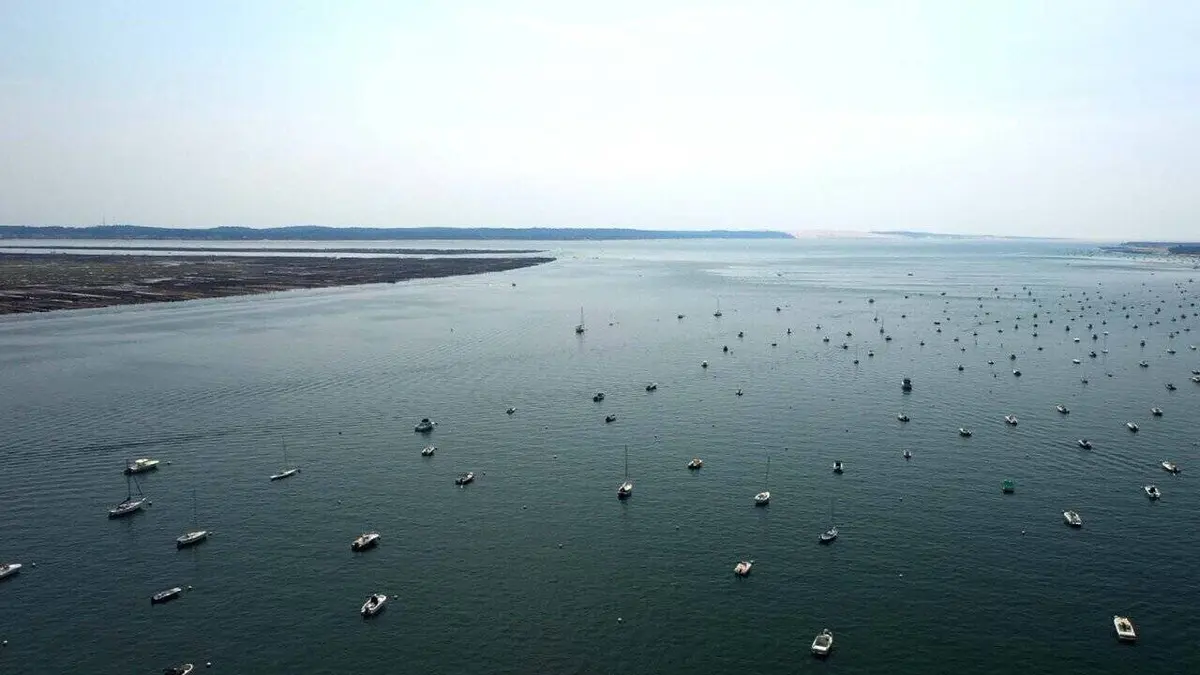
[735, 388, 743, 396]
[897, 413, 910, 422]
[811, 629, 834, 657]
[1127, 422, 1139, 432]
[162, 664, 195, 675]
[737, 331, 744, 338]
[1165, 383, 1177, 391]
[414, 418, 435, 433]
[1072, 358, 1081, 364]
[1012, 369, 1021, 376]
[506, 407, 517, 415]
[1078, 439, 1093, 450]
[1063, 510, 1083, 527]
[1144, 485, 1161, 500]
[175, 530, 209, 549]
[1161, 460, 1180, 474]
[125, 458, 160, 474]
[901, 377, 912, 391]
[819, 527, 838, 543]
[701, 360, 709, 368]
[361, 593, 387, 617]
[646, 382, 658, 391]
[352, 532, 380, 551]
[754, 491, 770, 506]
[1138, 361, 1149, 368]
[1056, 404, 1069, 414]
[0, 562, 21, 580]
[832, 461, 844, 474]
[151, 587, 183, 604]
[455, 472, 475, 486]
[605, 414, 617, 423]
[1113, 615, 1137, 643]
[1193, 375, 1200, 383]
[593, 392, 605, 402]
[734, 560, 752, 576]
[1004, 415, 1018, 425]
[687, 458, 703, 470]
[958, 428, 972, 437]
[903, 450, 912, 460]
[1001, 479, 1015, 493]
[421, 445, 436, 456]
[1151, 407, 1163, 416]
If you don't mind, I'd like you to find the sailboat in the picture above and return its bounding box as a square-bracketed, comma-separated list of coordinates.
[713, 298, 723, 318]
[108, 472, 147, 518]
[176, 489, 209, 548]
[616, 445, 632, 499]
[270, 439, 299, 481]
[754, 456, 770, 506]
[575, 307, 586, 334]
[819, 498, 838, 543]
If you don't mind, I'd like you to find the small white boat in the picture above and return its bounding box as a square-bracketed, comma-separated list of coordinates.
[175, 530, 209, 549]
[0, 562, 21, 580]
[1193, 375, 1200, 383]
[1165, 383, 1177, 391]
[819, 527, 838, 543]
[1151, 407, 1164, 416]
[1138, 361, 1149, 368]
[903, 450, 912, 460]
[754, 491, 770, 506]
[605, 414, 617, 423]
[832, 461, 844, 474]
[593, 392, 605, 402]
[734, 560, 752, 576]
[1004, 415, 1018, 425]
[151, 586, 183, 604]
[1063, 510, 1083, 527]
[645, 382, 658, 392]
[896, 413, 910, 422]
[687, 458, 703, 470]
[1056, 404, 1069, 414]
[1113, 615, 1137, 643]
[361, 593, 387, 617]
[811, 629, 834, 657]
[1127, 422, 1139, 432]
[270, 468, 299, 481]
[617, 479, 633, 499]
[1144, 485, 1161, 500]
[901, 377, 913, 391]
[352, 532, 380, 551]
[1072, 358, 1081, 364]
[506, 407, 517, 415]
[456, 472, 475, 486]
[1078, 439, 1093, 450]
[701, 360, 709, 369]
[109, 473, 147, 518]
[421, 445, 436, 456]
[163, 664, 195, 675]
[1012, 369, 1022, 376]
[125, 458, 160, 474]
[1162, 460, 1181, 474]
[414, 418, 435, 433]
[735, 388, 743, 396]
[958, 428, 972, 437]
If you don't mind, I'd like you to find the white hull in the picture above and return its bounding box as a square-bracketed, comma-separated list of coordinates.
[176, 530, 209, 548]
[270, 468, 299, 481]
[1063, 511, 1083, 527]
[811, 629, 834, 656]
[352, 533, 381, 551]
[361, 593, 387, 617]
[0, 563, 21, 580]
[108, 498, 146, 518]
[754, 491, 770, 506]
[1113, 615, 1137, 642]
[125, 458, 160, 474]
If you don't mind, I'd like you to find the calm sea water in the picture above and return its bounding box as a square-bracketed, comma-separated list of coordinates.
[1, 239, 1198, 674]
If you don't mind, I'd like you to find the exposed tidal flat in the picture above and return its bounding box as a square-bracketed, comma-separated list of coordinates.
[0, 238, 1198, 674]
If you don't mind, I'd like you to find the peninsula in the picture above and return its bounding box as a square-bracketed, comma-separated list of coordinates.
[0, 252, 554, 315]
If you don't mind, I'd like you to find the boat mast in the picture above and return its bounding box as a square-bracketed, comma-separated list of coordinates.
[624, 444, 629, 479]
[765, 455, 770, 490]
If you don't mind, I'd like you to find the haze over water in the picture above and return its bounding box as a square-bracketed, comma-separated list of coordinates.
[1, 238, 1198, 674]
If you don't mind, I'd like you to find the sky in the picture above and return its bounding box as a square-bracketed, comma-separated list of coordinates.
[1, 0, 1198, 239]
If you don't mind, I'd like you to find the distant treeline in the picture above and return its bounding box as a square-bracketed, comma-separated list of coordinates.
[1112, 241, 1200, 254]
[0, 225, 793, 241]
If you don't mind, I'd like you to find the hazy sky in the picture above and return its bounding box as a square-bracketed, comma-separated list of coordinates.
[2, 1, 1197, 238]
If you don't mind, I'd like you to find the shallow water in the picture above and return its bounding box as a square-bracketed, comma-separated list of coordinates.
[1, 239, 1197, 674]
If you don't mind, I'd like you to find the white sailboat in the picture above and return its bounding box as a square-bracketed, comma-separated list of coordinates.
[754, 456, 770, 506]
[819, 498, 838, 543]
[575, 307, 586, 334]
[270, 439, 299, 481]
[713, 298, 723, 318]
[175, 489, 209, 548]
[108, 472, 147, 518]
[617, 445, 632, 499]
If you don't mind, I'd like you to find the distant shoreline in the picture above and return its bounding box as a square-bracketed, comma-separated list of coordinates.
[1102, 242, 1200, 255]
[0, 252, 554, 315]
[2, 243, 542, 255]
[0, 225, 792, 241]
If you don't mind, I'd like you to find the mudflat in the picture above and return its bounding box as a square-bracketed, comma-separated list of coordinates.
[0, 252, 554, 314]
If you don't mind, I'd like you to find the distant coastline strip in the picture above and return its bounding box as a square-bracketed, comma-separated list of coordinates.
[0, 225, 793, 241]
[0, 252, 554, 315]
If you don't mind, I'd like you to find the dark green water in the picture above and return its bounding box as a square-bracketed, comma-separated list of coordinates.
[1, 239, 1197, 674]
